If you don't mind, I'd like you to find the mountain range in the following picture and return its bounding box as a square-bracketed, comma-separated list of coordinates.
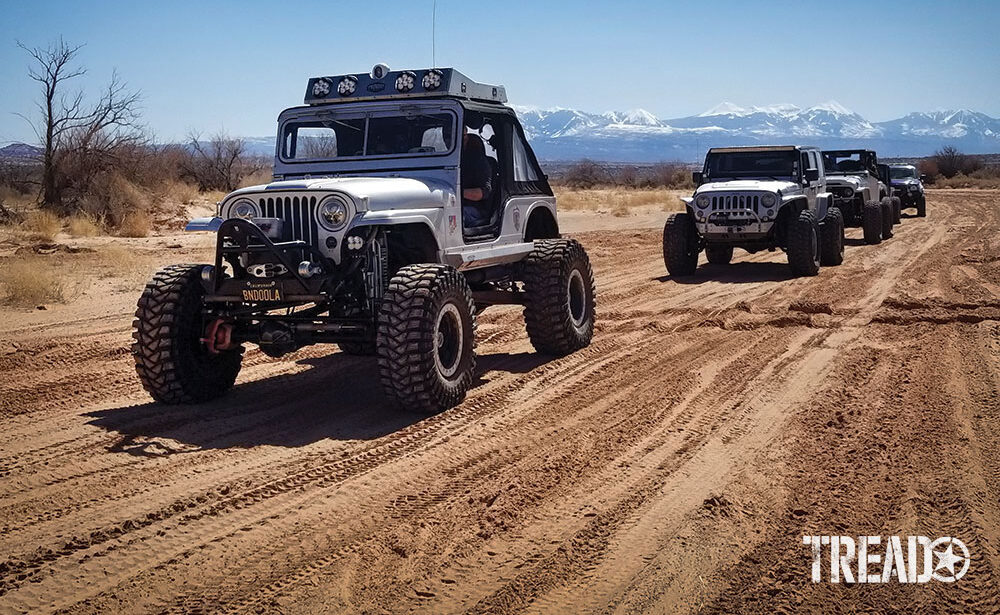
[3, 102, 999, 163]
[511, 102, 1000, 162]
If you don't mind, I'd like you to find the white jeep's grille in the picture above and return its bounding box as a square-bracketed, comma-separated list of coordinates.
[709, 194, 761, 214]
[256, 195, 320, 246]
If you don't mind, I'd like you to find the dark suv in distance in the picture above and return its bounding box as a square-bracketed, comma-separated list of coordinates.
[888, 164, 926, 217]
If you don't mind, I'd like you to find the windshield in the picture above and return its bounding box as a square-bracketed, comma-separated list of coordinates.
[705, 151, 799, 179]
[281, 111, 455, 161]
[890, 166, 918, 180]
[823, 152, 871, 175]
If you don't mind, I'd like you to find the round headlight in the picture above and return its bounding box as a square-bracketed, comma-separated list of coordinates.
[337, 76, 357, 96]
[312, 79, 331, 98]
[760, 193, 777, 207]
[231, 199, 259, 220]
[843, 187, 854, 198]
[422, 69, 443, 90]
[317, 196, 350, 231]
[695, 194, 711, 209]
[395, 71, 416, 93]
[910, 184, 921, 191]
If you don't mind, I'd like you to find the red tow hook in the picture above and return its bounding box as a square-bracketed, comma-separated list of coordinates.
[201, 319, 234, 354]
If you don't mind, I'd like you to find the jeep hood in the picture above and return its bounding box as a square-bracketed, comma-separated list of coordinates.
[227, 177, 454, 211]
[695, 179, 798, 194]
[891, 178, 921, 187]
[825, 176, 864, 189]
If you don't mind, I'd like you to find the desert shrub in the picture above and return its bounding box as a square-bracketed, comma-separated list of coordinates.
[77, 173, 151, 227]
[561, 160, 612, 188]
[24, 210, 63, 240]
[932, 146, 981, 179]
[116, 210, 151, 237]
[67, 214, 102, 237]
[0, 259, 68, 306]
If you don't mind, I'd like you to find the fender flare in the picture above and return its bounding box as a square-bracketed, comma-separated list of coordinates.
[522, 201, 560, 240]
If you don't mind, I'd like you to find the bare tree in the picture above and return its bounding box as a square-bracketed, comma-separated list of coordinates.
[182, 132, 266, 192]
[17, 38, 142, 211]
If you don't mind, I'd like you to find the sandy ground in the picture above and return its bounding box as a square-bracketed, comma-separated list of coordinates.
[1, 190, 999, 614]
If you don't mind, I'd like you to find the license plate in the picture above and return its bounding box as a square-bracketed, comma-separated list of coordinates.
[241, 282, 284, 302]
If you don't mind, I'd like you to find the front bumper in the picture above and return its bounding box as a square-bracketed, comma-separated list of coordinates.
[697, 210, 773, 241]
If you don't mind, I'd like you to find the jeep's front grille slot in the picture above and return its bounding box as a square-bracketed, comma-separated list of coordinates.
[710, 194, 761, 214]
[258, 196, 319, 246]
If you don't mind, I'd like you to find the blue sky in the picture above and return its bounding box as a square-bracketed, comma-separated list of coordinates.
[1, 0, 998, 144]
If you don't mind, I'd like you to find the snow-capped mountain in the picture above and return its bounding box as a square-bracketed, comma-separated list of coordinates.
[511, 102, 1000, 161]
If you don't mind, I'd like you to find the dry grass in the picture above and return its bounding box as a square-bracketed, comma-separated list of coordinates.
[0, 258, 68, 306]
[556, 187, 686, 214]
[68, 214, 102, 237]
[116, 210, 152, 237]
[23, 210, 63, 241]
[157, 180, 200, 205]
[931, 174, 1000, 189]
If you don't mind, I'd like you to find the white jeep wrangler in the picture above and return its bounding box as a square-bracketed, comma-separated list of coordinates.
[821, 149, 898, 244]
[132, 66, 596, 414]
[663, 145, 844, 277]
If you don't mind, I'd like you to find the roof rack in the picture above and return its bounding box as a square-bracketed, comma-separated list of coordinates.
[304, 65, 507, 105]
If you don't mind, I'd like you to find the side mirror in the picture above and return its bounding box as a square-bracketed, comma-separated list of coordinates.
[692, 171, 703, 185]
[920, 174, 927, 181]
[805, 168, 820, 182]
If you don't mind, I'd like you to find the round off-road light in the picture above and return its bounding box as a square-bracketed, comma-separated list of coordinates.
[232, 199, 259, 220]
[395, 71, 416, 93]
[695, 194, 710, 209]
[337, 76, 357, 96]
[760, 193, 777, 207]
[422, 69, 443, 90]
[317, 196, 349, 231]
[312, 79, 332, 97]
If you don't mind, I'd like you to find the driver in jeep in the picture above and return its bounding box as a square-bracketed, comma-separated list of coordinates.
[461, 116, 494, 228]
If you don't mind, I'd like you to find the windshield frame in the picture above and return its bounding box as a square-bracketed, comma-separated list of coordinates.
[276, 105, 459, 165]
[703, 150, 802, 182]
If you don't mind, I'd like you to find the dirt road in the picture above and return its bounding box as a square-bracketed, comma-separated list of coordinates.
[1, 191, 999, 614]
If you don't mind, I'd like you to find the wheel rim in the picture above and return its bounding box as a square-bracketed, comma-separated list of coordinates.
[567, 269, 587, 328]
[434, 302, 463, 379]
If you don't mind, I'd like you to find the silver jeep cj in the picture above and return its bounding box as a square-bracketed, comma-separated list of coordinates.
[132, 65, 596, 414]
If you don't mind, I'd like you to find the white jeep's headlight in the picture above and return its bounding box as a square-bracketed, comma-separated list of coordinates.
[317, 196, 350, 231]
[760, 193, 777, 207]
[695, 194, 711, 209]
[231, 199, 259, 220]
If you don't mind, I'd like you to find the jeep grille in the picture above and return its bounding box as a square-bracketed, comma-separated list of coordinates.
[256, 195, 320, 246]
[709, 194, 761, 214]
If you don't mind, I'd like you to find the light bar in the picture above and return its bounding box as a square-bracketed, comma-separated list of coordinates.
[304, 66, 507, 105]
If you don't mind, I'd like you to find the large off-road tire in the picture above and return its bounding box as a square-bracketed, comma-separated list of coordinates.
[132, 264, 244, 404]
[705, 245, 733, 265]
[377, 264, 476, 414]
[916, 195, 926, 217]
[787, 209, 821, 277]
[880, 197, 894, 239]
[891, 196, 902, 224]
[523, 239, 596, 356]
[662, 212, 699, 276]
[820, 207, 845, 266]
[862, 201, 883, 245]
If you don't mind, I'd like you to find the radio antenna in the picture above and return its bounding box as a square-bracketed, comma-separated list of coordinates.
[432, 0, 437, 67]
